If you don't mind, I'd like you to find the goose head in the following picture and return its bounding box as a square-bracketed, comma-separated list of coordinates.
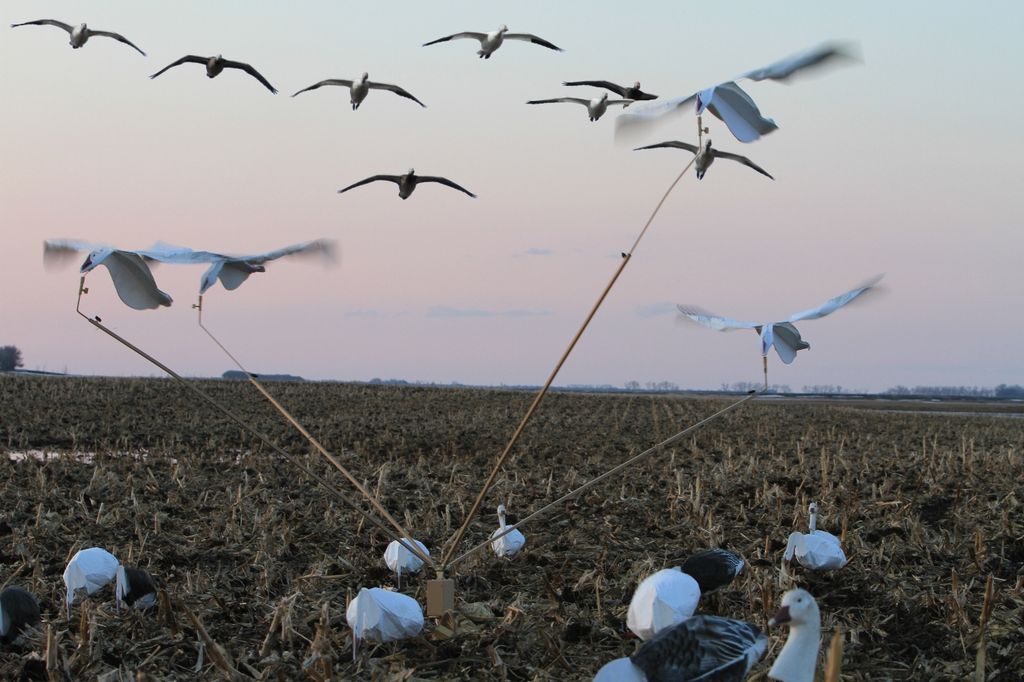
[769, 588, 820, 629]
[633, 81, 641, 89]
[406, 168, 416, 177]
[497, 24, 509, 33]
[497, 503, 508, 524]
[81, 247, 113, 274]
[704, 139, 713, 152]
[808, 502, 819, 532]
[360, 72, 369, 82]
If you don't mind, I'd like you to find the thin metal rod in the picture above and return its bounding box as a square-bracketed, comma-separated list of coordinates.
[73, 280, 424, 564]
[448, 390, 759, 568]
[440, 156, 697, 570]
[194, 295, 433, 570]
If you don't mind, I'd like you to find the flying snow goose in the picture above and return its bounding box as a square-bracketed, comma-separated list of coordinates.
[679, 548, 745, 594]
[292, 72, 425, 109]
[423, 24, 562, 58]
[784, 502, 847, 571]
[150, 55, 277, 93]
[10, 20, 145, 55]
[64, 547, 119, 618]
[527, 92, 631, 122]
[338, 169, 475, 199]
[115, 565, 158, 610]
[490, 504, 526, 558]
[676, 275, 882, 386]
[0, 587, 41, 644]
[383, 538, 429, 587]
[627, 567, 701, 641]
[616, 42, 857, 143]
[635, 139, 774, 180]
[347, 587, 423, 659]
[594, 614, 768, 682]
[44, 240, 173, 310]
[768, 588, 822, 682]
[562, 80, 657, 101]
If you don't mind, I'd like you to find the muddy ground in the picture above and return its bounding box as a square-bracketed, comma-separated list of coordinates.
[0, 374, 1021, 680]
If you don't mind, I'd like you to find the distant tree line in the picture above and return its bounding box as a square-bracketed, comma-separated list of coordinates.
[0, 346, 23, 371]
[883, 385, 997, 397]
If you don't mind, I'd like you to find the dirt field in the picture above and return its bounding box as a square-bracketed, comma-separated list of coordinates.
[1, 374, 1021, 680]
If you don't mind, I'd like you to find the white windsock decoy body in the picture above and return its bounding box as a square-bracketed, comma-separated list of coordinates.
[527, 92, 632, 122]
[784, 502, 847, 571]
[0, 586, 42, 644]
[63, 547, 119, 617]
[346, 587, 424, 659]
[423, 24, 562, 59]
[616, 42, 856, 143]
[626, 567, 700, 641]
[768, 588, 822, 682]
[115, 565, 157, 610]
[679, 548, 745, 594]
[292, 72, 425, 109]
[383, 538, 429, 587]
[10, 20, 145, 55]
[43, 241, 174, 310]
[490, 504, 526, 558]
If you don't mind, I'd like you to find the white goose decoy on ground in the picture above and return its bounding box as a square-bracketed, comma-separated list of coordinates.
[679, 548, 745, 594]
[346, 587, 424, 660]
[292, 72, 425, 109]
[423, 24, 562, 58]
[784, 502, 847, 571]
[383, 538, 429, 588]
[768, 588, 822, 682]
[338, 169, 476, 200]
[0, 586, 42, 645]
[115, 565, 158, 610]
[616, 42, 857, 143]
[10, 19, 145, 55]
[44, 240, 173, 310]
[527, 92, 631, 122]
[64, 547, 119, 618]
[634, 139, 774, 180]
[562, 80, 657, 101]
[594, 614, 768, 682]
[627, 567, 701, 641]
[150, 55, 277, 93]
[490, 504, 526, 558]
[676, 275, 882, 386]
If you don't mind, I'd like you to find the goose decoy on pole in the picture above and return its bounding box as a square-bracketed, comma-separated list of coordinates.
[292, 72, 425, 109]
[423, 24, 562, 58]
[150, 55, 277, 93]
[337, 169, 476, 200]
[44, 241, 173, 311]
[10, 19, 145, 55]
[0, 586, 41, 645]
[562, 80, 657, 101]
[115, 565, 157, 610]
[634, 139, 774, 180]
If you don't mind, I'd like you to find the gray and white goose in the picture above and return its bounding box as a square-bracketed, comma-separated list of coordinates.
[338, 169, 475, 200]
[635, 139, 774, 180]
[679, 548, 745, 594]
[423, 24, 561, 58]
[292, 72, 425, 109]
[527, 92, 631, 122]
[150, 55, 277, 93]
[10, 19, 145, 55]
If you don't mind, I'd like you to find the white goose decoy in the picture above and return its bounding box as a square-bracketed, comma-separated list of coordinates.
[594, 615, 768, 682]
[784, 502, 847, 571]
[562, 80, 657, 101]
[626, 567, 701, 641]
[338, 169, 476, 200]
[490, 504, 526, 558]
[10, 19, 145, 55]
[634, 139, 774, 180]
[383, 538, 429, 587]
[64, 547, 119, 618]
[292, 72, 425, 109]
[150, 55, 277, 93]
[768, 588, 822, 682]
[679, 548, 745, 594]
[616, 42, 857, 143]
[115, 565, 158, 610]
[527, 92, 631, 122]
[676, 275, 882, 386]
[0, 587, 42, 644]
[346, 587, 424, 660]
[423, 24, 562, 58]
[44, 240, 173, 310]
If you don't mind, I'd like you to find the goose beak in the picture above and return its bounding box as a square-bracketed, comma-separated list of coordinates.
[768, 605, 791, 627]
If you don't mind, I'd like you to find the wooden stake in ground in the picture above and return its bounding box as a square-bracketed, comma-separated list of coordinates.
[824, 628, 843, 682]
[974, 574, 995, 682]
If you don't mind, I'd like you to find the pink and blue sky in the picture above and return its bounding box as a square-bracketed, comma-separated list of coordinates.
[2, 1, 1021, 391]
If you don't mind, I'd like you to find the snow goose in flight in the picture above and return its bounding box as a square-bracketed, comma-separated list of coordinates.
[150, 55, 277, 93]
[338, 169, 475, 199]
[292, 72, 425, 109]
[784, 502, 847, 571]
[527, 92, 631, 122]
[635, 139, 774, 180]
[768, 588, 822, 682]
[423, 24, 562, 58]
[490, 504, 526, 558]
[10, 20, 145, 55]
[616, 42, 857, 143]
[676, 275, 881, 386]
[0, 587, 41, 645]
[562, 80, 657, 101]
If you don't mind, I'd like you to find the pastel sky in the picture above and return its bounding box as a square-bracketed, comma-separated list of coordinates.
[2, 1, 1021, 391]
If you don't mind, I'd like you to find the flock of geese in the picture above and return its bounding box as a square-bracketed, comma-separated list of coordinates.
[13, 10, 871, 681]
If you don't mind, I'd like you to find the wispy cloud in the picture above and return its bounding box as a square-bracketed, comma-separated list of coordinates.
[344, 309, 409, 319]
[524, 247, 553, 256]
[635, 302, 678, 318]
[427, 306, 551, 319]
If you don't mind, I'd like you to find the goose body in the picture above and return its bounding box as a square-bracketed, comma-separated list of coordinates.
[784, 503, 847, 571]
[423, 24, 562, 58]
[527, 92, 631, 121]
[338, 169, 475, 200]
[768, 589, 821, 682]
[150, 54, 277, 93]
[490, 504, 526, 557]
[292, 72, 425, 109]
[679, 548, 745, 594]
[635, 139, 774, 180]
[0, 587, 41, 644]
[115, 565, 157, 609]
[11, 19, 145, 55]
[383, 538, 429, 587]
[563, 80, 657, 101]
[627, 567, 700, 641]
